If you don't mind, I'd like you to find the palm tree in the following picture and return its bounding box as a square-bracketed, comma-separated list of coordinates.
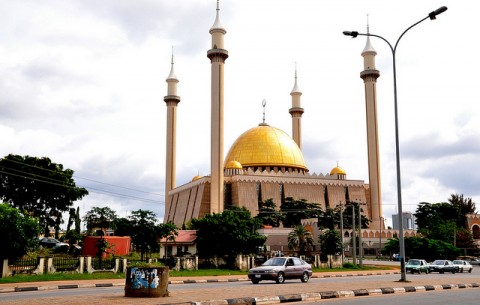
[288, 225, 314, 256]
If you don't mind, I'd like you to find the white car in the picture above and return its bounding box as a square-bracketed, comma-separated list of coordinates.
[452, 260, 473, 273]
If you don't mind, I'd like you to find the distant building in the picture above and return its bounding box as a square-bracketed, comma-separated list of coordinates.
[392, 212, 416, 231]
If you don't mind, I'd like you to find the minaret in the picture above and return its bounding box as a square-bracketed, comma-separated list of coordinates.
[164, 50, 180, 212]
[207, 0, 228, 214]
[289, 64, 304, 149]
[360, 25, 383, 230]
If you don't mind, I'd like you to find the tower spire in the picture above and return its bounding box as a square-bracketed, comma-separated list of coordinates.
[164, 47, 181, 220]
[360, 17, 382, 230]
[207, 0, 228, 214]
[289, 62, 304, 149]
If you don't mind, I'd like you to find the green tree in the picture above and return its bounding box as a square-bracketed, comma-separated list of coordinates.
[288, 225, 314, 256]
[280, 197, 322, 228]
[415, 195, 476, 240]
[190, 207, 266, 261]
[383, 236, 460, 261]
[0, 154, 88, 236]
[255, 198, 284, 227]
[341, 203, 370, 229]
[83, 206, 118, 235]
[128, 209, 160, 261]
[114, 217, 133, 237]
[448, 193, 476, 228]
[0, 203, 41, 260]
[317, 207, 339, 230]
[319, 229, 342, 255]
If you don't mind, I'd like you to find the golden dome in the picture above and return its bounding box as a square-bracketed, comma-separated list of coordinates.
[191, 175, 202, 181]
[330, 166, 346, 175]
[225, 160, 243, 169]
[224, 124, 308, 170]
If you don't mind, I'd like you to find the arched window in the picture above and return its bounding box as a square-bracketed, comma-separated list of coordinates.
[472, 224, 480, 239]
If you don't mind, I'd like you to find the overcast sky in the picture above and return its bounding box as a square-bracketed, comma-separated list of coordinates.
[1, 0, 478, 228]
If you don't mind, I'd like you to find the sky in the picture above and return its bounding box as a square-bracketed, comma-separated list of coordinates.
[1, 0, 479, 229]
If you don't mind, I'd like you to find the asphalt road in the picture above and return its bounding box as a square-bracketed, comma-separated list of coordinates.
[1, 270, 479, 305]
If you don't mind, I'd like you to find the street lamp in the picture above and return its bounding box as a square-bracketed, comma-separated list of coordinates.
[343, 6, 447, 282]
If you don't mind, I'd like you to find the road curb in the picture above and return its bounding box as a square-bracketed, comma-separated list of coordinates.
[179, 283, 480, 305]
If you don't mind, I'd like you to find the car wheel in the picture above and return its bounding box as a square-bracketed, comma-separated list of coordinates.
[451, 269, 456, 274]
[251, 279, 260, 284]
[468, 269, 472, 273]
[425, 269, 429, 274]
[301, 271, 309, 283]
[460, 268, 463, 273]
[440, 270, 444, 274]
[276, 272, 285, 284]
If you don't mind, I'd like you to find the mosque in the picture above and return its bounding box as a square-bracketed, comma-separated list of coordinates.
[163, 1, 384, 231]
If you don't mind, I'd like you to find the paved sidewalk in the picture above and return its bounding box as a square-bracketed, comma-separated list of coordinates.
[1, 270, 479, 305]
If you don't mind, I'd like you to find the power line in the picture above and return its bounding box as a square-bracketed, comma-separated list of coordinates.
[1, 157, 164, 196]
[0, 167, 165, 206]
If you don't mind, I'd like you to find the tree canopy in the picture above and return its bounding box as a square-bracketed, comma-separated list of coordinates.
[319, 229, 342, 256]
[0, 203, 41, 260]
[0, 154, 88, 237]
[382, 236, 460, 261]
[280, 197, 322, 228]
[415, 194, 477, 249]
[190, 207, 266, 260]
[83, 206, 118, 235]
[287, 225, 314, 255]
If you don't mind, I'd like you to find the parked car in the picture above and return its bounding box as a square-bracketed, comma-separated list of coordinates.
[248, 257, 312, 284]
[428, 259, 459, 274]
[452, 260, 473, 273]
[39, 237, 61, 248]
[405, 259, 429, 274]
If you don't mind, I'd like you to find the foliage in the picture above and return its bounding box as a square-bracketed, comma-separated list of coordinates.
[255, 198, 284, 227]
[341, 203, 370, 229]
[319, 229, 342, 255]
[287, 225, 314, 255]
[114, 217, 133, 236]
[0, 154, 88, 237]
[280, 197, 322, 228]
[415, 194, 477, 241]
[64, 229, 82, 245]
[128, 210, 163, 261]
[382, 236, 460, 261]
[0, 203, 41, 260]
[83, 206, 118, 235]
[190, 207, 266, 260]
[158, 221, 178, 245]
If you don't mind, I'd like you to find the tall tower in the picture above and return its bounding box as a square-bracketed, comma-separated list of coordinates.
[207, 0, 228, 214]
[164, 51, 180, 208]
[360, 30, 383, 229]
[289, 65, 304, 149]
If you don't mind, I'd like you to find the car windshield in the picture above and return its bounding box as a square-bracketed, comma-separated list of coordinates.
[408, 260, 420, 265]
[433, 260, 444, 265]
[262, 258, 286, 266]
[452, 260, 462, 264]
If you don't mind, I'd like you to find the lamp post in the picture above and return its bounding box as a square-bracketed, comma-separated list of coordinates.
[339, 201, 344, 265]
[343, 6, 447, 282]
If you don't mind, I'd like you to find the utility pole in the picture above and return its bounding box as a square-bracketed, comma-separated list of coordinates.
[358, 203, 363, 267]
[340, 201, 344, 265]
[351, 202, 356, 265]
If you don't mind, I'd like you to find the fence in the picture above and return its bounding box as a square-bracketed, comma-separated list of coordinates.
[1, 257, 123, 278]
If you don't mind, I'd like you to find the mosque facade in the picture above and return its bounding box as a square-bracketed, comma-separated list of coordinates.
[163, 1, 383, 230]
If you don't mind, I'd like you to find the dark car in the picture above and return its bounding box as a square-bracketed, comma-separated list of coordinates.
[248, 257, 312, 284]
[428, 259, 459, 274]
[405, 259, 429, 274]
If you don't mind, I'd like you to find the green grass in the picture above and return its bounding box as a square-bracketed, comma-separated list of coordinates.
[0, 272, 125, 284]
